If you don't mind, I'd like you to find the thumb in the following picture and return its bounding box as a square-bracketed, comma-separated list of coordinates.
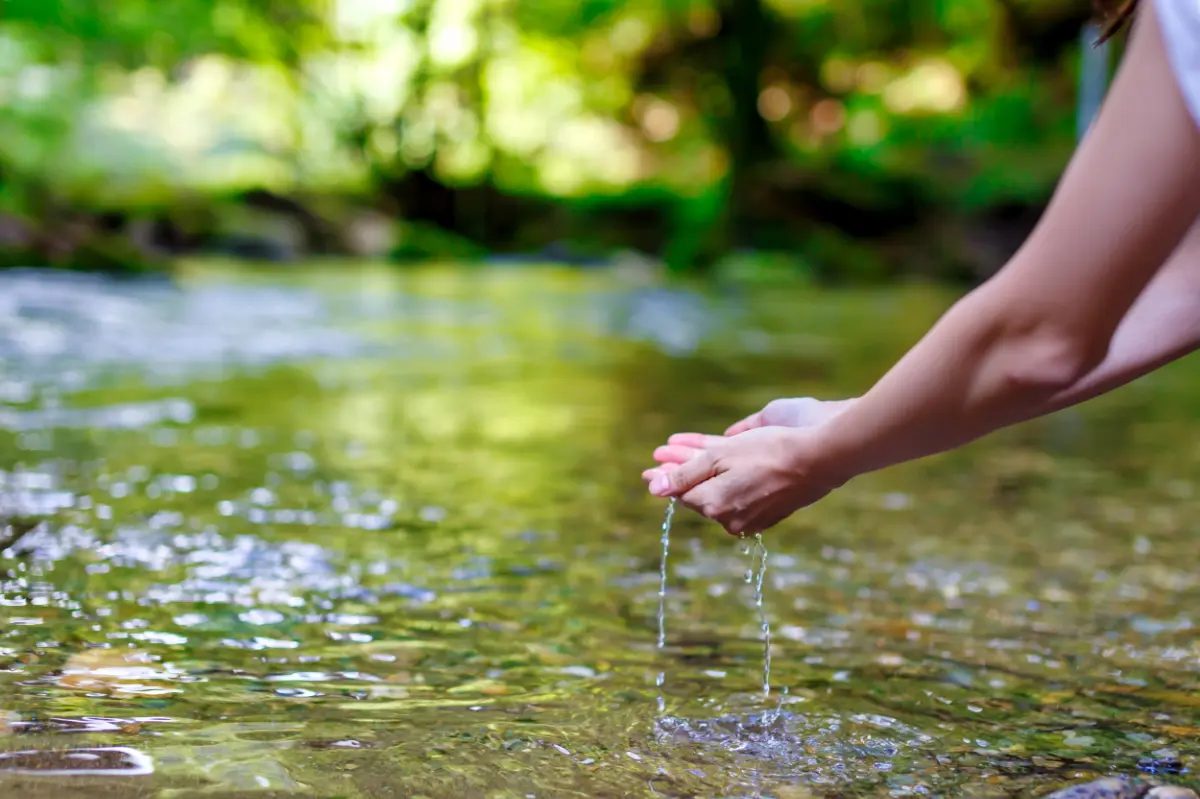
[648, 451, 718, 497]
[725, 411, 764, 436]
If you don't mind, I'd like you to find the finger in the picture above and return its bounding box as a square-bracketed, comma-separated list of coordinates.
[724, 412, 764, 436]
[678, 474, 733, 521]
[641, 463, 680, 482]
[666, 433, 725, 449]
[726, 508, 786, 538]
[653, 444, 704, 464]
[680, 472, 762, 536]
[678, 483, 718, 517]
[648, 450, 720, 498]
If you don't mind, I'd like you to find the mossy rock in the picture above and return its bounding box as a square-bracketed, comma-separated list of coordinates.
[711, 250, 817, 287]
[64, 234, 165, 274]
[389, 221, 486, 263]
[0, 227, 165, 275]
[0, 247, 40, 269]
[0, 517, 40, 552]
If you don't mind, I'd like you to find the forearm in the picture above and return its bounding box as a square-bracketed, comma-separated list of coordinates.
[815, 290, 1088, 478]
[821, 247, 1200, 475]
[822, 267, 1200, 477]
[831, 236, 1200, 425]
[814, 3, 1200, 480]
[1031, 244, 1200, 418]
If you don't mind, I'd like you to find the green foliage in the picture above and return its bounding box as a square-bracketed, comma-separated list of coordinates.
[3, 0, 331, 67]
[0, 0, 1105, 277]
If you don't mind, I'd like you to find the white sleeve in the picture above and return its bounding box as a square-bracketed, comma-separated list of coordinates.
[1154, 0, 1200, 127]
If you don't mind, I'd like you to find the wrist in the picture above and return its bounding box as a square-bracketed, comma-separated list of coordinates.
[830, 397, 860, 419]
[807, 410, 871, 486]
[783, 425, 859, 492]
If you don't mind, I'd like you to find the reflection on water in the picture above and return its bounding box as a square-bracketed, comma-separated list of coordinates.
[1, 263, 1200, 797]
[0, 746, 154, 776]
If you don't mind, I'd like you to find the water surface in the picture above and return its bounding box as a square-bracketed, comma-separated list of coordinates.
[1, 262, 1199, 797]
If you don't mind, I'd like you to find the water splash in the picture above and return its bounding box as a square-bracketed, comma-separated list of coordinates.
[655, 498, 677, 713]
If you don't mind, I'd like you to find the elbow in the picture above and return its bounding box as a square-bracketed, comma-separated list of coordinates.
[998, 331, 1105, 395]
[962, 277, 1109, 395]
[947, 280, 1112, 397]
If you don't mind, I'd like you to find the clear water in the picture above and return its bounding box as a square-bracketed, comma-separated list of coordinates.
[1, 262, 1199, 797]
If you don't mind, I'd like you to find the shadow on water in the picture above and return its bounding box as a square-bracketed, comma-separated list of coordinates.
[1, 262, 1199, 797]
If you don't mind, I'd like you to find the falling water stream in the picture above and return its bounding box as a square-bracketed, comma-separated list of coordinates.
[738, 534, 773, 701]
[659, 499, 773, 711]
[655, 497, 676, 713]
[751, 532, 772, 700]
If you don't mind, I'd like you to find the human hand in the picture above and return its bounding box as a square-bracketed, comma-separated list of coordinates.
[644, 397, 856, 481]
[726, 396, 858, 436]
[642, 426, 848, 536]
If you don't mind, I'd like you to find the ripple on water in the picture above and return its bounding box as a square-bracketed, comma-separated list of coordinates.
[656, 708, 933, 785]
[0, 746, 154, 777]
[6, 716, 177, 736]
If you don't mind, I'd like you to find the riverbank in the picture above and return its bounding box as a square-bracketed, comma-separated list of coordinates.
[0, 180, 1048, 286]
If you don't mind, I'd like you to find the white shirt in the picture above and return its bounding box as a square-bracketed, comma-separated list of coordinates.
[1157, 0, 1200, 126]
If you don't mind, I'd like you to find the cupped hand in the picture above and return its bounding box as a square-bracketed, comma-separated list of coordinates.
[726, 397, 857, 437]
[644, 397, 855, 482]
[642, 426, 846, 536]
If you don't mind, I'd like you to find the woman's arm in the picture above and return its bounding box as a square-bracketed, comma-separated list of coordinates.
[645, 1, 1200, 535]
[647, 226, 1200, 477]
[669, 219, 1200, 444]
[814, 0, 1200, 481]
[1030, 218, 1200, 416]
[825, 219, 1200, 423]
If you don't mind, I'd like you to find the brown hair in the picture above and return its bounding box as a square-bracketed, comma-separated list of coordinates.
[1094, 0, 1140, 44]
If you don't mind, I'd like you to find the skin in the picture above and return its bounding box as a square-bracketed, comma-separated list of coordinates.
[643, 1, 1200, 536]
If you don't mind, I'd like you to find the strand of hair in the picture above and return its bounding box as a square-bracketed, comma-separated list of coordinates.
[1093, 0, 1139, 46]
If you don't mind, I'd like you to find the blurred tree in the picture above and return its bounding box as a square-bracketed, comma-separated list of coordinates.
[0, 0, 1115, 279]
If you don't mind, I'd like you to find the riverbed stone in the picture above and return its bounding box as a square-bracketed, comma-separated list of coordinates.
[1043, 778, 1149, 799]
[1042, 778, 1199, 799]
[1146, 789, 1200, 799]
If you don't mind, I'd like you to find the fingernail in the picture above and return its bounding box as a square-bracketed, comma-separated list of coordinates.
[649, 476, 669, 496]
